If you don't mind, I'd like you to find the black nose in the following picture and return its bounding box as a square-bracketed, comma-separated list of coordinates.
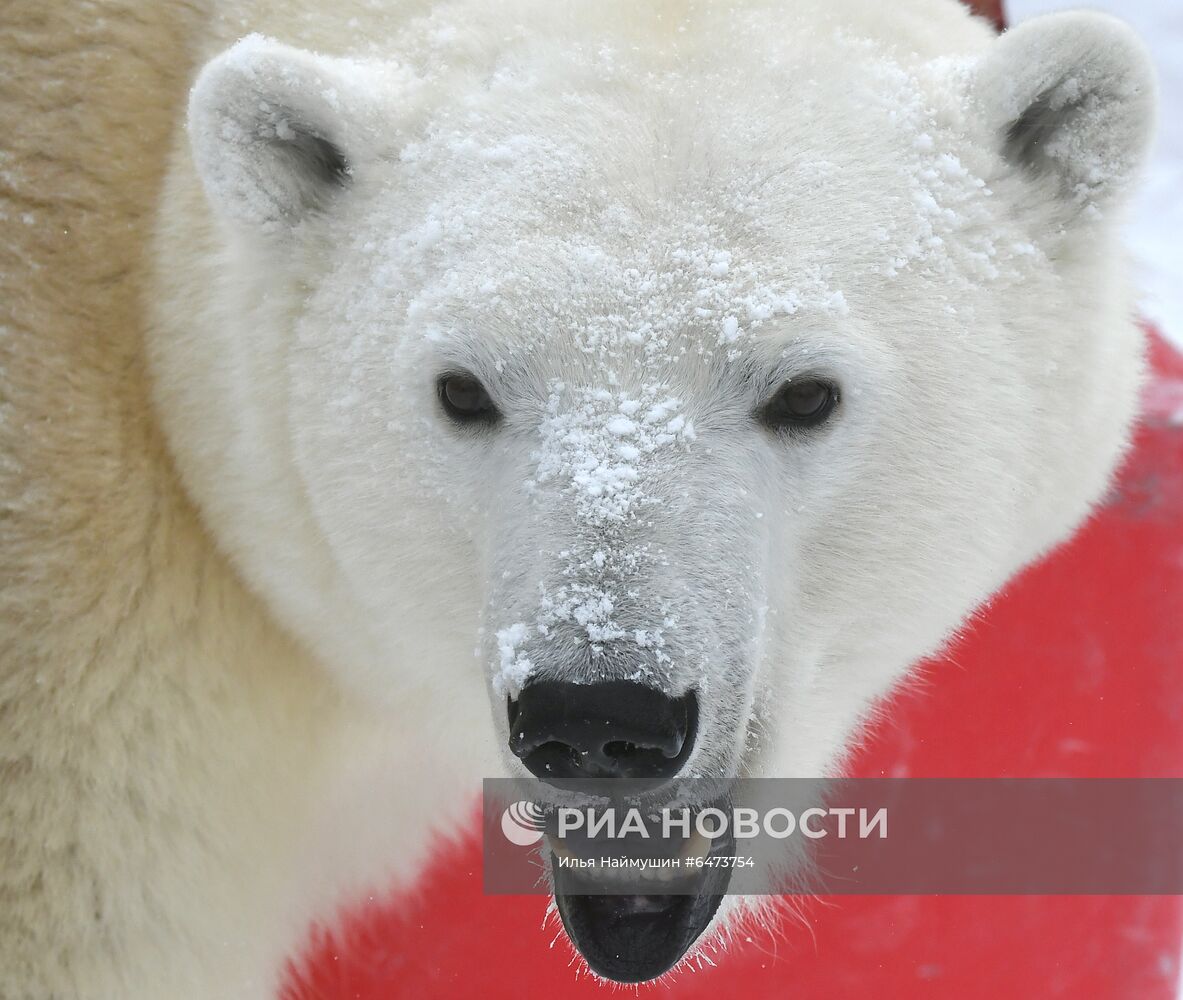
[507, 680, 697, 787]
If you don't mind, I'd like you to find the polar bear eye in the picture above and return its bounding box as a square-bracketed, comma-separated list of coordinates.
[759, 378, 838, 431]
[437, 373, 499, 425]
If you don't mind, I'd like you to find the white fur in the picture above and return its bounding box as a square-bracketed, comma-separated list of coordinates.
[2, 0, 1155, 994]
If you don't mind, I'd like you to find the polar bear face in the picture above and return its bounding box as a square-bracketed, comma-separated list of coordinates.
[155, 6, 1153, 981]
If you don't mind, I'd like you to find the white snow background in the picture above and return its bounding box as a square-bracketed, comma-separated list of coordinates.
[1009, 0, 1182, 349]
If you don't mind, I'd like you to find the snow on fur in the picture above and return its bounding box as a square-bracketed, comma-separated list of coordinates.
[211, 15, 1087, 697]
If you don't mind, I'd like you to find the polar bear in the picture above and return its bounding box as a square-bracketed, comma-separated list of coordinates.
[0, 0, 1155, 994]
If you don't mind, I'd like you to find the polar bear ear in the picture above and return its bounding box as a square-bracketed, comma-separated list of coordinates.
[188, 36, 370, 230]
[972, 12, 1155, 215]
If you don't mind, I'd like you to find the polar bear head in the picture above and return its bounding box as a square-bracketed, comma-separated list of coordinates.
[154, 4, 1154, 982]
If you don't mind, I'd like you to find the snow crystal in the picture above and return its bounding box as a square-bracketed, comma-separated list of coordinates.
[529, 384, 696, 525]
[494, 623, 533, 697]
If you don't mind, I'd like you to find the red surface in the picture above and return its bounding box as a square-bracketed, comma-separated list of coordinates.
[973, 0, 1006, 30]
[283, 334, 1183, 1000]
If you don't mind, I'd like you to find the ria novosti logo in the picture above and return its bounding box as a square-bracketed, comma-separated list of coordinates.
[500, 800, 547, 846]
[486, 778, 1183, 896]
[499, 796, 890, 847]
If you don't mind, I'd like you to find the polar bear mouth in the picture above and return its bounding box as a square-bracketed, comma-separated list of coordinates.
[547, 800, 735, 982]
